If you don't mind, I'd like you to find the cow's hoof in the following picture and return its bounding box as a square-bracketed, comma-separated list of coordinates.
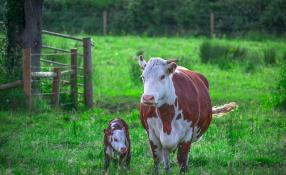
[164, 167, 171, 174]
[180, 166, 188, 173]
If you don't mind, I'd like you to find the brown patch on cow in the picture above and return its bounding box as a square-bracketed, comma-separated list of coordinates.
[149, 140, 158, 159]
[173, 68, 212, 134]
[176, 113, 182, 120]
[157, 104, 175, 134]
[140, 104, 156, 130]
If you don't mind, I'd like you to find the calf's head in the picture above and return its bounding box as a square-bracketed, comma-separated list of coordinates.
[139, 55, 177, 107]
[104, 128, 127, 154]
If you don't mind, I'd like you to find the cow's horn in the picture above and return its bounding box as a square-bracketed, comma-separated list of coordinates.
[166, 59, 178, 64]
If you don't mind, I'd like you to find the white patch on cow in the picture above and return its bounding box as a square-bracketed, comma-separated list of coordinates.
[148, 127, 162, 161]
[106, 145, 116, 157]
[109, 129, 127, 153]
[191, 126, 202, 142]
[141, 58, 177, 107]
[147, 100, 195, 152]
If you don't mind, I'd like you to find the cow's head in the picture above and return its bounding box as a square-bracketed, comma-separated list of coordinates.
[104, 128, 128, 154]
[139, 55, 177, 107]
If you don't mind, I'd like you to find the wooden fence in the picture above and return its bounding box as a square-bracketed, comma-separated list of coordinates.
[0, 30, 94, 109]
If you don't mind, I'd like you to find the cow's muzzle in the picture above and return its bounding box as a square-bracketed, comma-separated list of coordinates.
[142, 95, 156, 106]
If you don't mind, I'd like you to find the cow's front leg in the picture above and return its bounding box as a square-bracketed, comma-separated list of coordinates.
[177, 141, 191, 172]
[162, 148, 170, 173]
[149, 139, 162, 173]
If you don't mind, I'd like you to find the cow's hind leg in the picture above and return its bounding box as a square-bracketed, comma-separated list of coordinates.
[177, 141, 191, 172]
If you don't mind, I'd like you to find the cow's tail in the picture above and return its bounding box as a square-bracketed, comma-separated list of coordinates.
[212, 102, 237, 117]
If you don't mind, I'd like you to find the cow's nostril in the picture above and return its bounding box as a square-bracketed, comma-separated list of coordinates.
[143, 95, 154, 101]
[120, 147, 127, 153]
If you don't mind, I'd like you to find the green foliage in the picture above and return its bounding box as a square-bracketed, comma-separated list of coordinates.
[129, 57, 142, 85]
[263, 47, 277, 65]
[200, 40, 248, 70]
[5, 0, 24, 80]
[0, 36, 286, 174]
[276, 53, 286, 109]
[40, 0, 286, 36]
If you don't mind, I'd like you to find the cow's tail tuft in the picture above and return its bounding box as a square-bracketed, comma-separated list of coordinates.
[212, 102, 238, 117]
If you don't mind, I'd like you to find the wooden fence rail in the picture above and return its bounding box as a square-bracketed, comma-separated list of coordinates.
[42, 30, 83, 42]
[0, 29, 94, 110]
[0, 80, 22, 90]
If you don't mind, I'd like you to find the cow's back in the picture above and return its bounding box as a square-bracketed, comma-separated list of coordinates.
[173, 68, 212, 135]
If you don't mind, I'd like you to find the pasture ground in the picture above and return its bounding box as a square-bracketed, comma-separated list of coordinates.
[0, 36, 285, 174]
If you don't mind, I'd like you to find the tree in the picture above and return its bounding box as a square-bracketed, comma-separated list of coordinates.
[5, 0, 43, 82]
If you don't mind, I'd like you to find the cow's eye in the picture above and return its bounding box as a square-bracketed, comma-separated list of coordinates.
[160, 75, 165, 80]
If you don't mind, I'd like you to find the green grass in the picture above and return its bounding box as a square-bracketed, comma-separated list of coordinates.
[0, 36, 286, 174]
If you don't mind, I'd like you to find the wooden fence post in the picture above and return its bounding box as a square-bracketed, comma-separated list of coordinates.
[52, 68, 61, 107]
[70, 48, 78, 108]
[210, 12, 214, 38]
[83, 37, 94, 109]
[103, 10, 108, 35]
[22, 48, 32, 109]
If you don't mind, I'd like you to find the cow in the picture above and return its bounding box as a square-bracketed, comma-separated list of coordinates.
[103, 118, 131, 170]
[138, 55, 237, 173]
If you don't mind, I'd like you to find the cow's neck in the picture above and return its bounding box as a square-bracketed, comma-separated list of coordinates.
[159, 76, 176, 107]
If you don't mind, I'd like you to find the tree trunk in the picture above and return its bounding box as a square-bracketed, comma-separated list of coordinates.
[6, 0, 43, 91]
[21, 0, 43, 73]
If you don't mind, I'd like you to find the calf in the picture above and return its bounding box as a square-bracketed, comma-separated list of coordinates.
[138, 55, 237, 173]
[103, 118, 131, 170]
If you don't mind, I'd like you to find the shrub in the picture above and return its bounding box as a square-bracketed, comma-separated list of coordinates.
[263, 48, 277, 65]
[276, 53, 286, 109]
[129, 52, 142, 85]
[178, 56, 192, 70]
[200, 40, 264, 72]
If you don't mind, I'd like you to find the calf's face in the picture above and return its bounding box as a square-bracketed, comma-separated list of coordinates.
[139, 56, 177, 107]
[104, 129, 127, 154]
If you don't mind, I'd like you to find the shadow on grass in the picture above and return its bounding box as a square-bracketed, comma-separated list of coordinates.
[95, 96, 140, 113]
[190, 156, 284, 168]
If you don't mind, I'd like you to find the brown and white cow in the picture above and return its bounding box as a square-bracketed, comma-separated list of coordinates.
[104, 118, 131, 170]
[138, 56, 236, 173]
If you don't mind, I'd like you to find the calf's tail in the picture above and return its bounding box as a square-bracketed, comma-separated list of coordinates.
[212, 102, 237, 117]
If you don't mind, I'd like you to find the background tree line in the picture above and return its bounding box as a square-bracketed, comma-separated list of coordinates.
[40, 0, 286, 36]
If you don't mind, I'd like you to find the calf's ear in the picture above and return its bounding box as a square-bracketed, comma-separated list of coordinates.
[167, 62, 177, 74]
[104, 129, 112, 136]
[138, 55, 147, 70]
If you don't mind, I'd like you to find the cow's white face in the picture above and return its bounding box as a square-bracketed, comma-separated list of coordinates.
[139, 56, 177, 107]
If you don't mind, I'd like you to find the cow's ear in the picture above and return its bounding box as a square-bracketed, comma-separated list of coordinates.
[104, 129, 112, 136]
[138, 55, 147, 70]
[167, 62, 177, 74]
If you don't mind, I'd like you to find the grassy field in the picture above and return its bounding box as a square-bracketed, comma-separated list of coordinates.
[0, 36, 286, 174]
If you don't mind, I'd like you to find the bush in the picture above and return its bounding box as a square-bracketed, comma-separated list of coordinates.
[276, 53, 286, 109]
[263, 48, 277, 65]
[200, 40, 250, 70]
[129, 52, 142, 85]
[178, 56, 192, 70]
